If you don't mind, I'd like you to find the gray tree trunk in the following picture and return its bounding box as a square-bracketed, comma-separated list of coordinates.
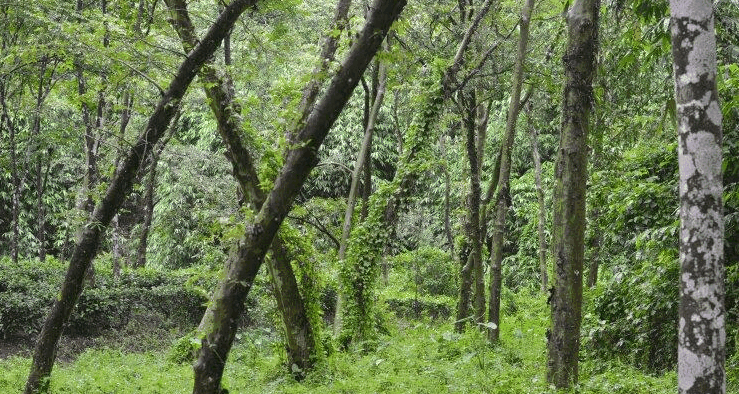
[669, 1, 726, 392]
[487, 0, 535, 343]
[546, 0, 599, 388]
[527, 105, 548, 292]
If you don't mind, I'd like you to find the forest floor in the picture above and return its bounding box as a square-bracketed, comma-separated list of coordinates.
[0, 291, 691, 393]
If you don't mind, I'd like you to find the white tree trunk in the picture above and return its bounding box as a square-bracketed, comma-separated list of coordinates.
[670, 1, 725, 393]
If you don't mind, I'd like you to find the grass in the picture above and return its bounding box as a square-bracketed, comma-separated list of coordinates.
[0, 291, 685, 393]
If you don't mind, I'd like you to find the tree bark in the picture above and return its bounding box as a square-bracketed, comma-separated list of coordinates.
[23, 3, 254, 392]
[669, 2, 725, 393]
[190, 2, 405, 392]
[338, 46, 388, 261]
[487, 0, 535, 343]
[334, 49, 388, 335]
[135, 106, 175, 269]
[461, 91, 485, 325]
[338, 0, 496, 346]
[546, 0, 598, 388]
[527, 105, 548, 293]
[164, 0, 327, 377]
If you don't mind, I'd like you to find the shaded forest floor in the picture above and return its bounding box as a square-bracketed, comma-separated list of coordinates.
[0, 291, 694, 393]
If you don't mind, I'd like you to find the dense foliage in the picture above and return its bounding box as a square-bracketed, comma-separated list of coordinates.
[0, 0, 737, 392]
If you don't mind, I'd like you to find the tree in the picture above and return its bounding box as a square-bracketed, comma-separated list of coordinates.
[191, 1, 405, 391]
[487, 0, 535, 342]
[546, 0, 599, 388]
[669, 0, 726, 392]
[23, 2, 256, 392]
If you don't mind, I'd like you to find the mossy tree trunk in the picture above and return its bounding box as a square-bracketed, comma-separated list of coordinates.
[339, 0, 497, 345]
[164, 0, 324, 377]
[190, 2, 405, 392]
[22, 3, 254, 393]
[669, 1, 725, 392]
[546, 0, 599, 388]
[461, 89, 486, 325]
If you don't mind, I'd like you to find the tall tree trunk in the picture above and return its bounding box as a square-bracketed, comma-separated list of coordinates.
[164, 0, 335, 378]
[334, 47, 388, 335]
[440, 133, 454, 259]
[546, 0, 598, 387]
[487, 0, 535, 343]
[30, 56, 52, 261]
[461, 90, 485, 325]
[339, 0, 496, 346]
[527, 105, 548, 293]
[190, 3, 404, 392]
[0, 81, 21, 264]
[670, 2, 725, 393]
[338, 48, 387, 261]
[23, 3, 253, 392]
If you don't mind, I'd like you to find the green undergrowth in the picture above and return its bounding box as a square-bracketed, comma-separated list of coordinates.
[0, 291, 687, 393]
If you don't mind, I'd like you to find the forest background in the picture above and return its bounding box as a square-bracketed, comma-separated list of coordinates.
[0, 0, 738, 392]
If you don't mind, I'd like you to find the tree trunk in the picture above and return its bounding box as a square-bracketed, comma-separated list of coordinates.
[546, 0, 599, 387]
[455, 239, 473, 332]
[334, 46, 388, 335]
[23, 3, 253, 392]
[190, 2, 404, 391]
[462, 90, 485, 325]
[440, 133, 454, 259]
[338, 0, 496, 346]
[527, 105, 548, 292]
[338, 46, 388, 261]
[164, 0, 331, 378]
[487, 0, 535, 343]
[670, 2, 725, 393]
[0, 81, 21, 264]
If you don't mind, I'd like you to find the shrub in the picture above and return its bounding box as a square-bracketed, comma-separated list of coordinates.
[389, 247, 457, 297]
[0, 257, 214, 339]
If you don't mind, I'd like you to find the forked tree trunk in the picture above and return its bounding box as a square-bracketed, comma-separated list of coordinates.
[669, 1, 725, 393]
[190, 2, 405, 392]
[164, 0, 355, 377]
[487, 0, 535, 343]
[547, 0, 599, 387]
[23, 3, 255, 392]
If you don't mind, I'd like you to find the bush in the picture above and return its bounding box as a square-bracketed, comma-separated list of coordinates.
[583, 249, 679, 373]
[0, 257, 214, 339]
[389, 247, 457, 297]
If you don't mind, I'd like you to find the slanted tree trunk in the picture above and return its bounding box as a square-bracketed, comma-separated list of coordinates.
[487, 0, 535, 343]
[23, 3, 254, 392]
[164, 0, 342, 378]
[669, 2, 725, 393]
[546, 0, 599, 387]
[190, 3, 404, 392]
